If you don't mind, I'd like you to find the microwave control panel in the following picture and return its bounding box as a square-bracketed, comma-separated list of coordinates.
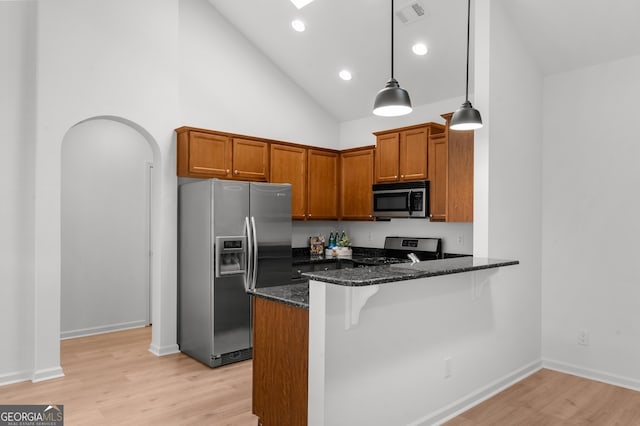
[409, 191, 423, 214]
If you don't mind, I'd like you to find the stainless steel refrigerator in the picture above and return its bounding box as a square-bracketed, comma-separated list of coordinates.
[178, 179, 292, 367]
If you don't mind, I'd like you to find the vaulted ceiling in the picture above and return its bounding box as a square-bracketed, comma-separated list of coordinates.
[208, 0, 640, 122]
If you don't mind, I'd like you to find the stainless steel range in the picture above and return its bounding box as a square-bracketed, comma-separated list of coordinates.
[352, 237, 442, 267]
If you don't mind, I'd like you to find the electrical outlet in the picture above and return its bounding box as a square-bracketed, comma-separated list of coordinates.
[367, 231, 373, 242]
[578, 329, 590, 346]
[444, 357, 452, 378]
[457, 235, 464, 245]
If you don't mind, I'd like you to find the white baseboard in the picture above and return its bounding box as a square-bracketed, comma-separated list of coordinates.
[148, 343, 180, 356]
[0, 367, 66, 387]
[409, 359, 543, 426]
[543, 358, 640, 392]
[32, 366, 65, 383]
[0, 370, 32, 387]
[60, 320, 148, 340]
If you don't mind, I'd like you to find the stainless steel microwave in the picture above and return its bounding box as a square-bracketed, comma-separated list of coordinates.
[372, 180, 430, 219]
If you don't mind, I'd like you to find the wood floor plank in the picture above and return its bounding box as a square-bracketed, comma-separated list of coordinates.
[445, 369, 640, 426]
[0, 327, 257, 426]
[2, 328, 640, 425]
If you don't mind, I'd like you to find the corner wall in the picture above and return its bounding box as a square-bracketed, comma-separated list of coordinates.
[425, 0, 544, 422]
[0, 0, 37, 384]
[541, 53, 640, 388]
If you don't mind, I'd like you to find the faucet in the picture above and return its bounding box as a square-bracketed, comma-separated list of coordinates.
[407, 253, 420, 264]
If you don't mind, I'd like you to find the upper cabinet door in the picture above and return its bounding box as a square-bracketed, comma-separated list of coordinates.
[232, 138, 270, 181]
[340, 148, 374, 220]
[307, 149, 339, 220]
[270, 144, 307, 220]
[427, 132, 448, 222]
[374, 133, 400, 183]
[399, 127, 428, 181]
[187, 131, 232, 178]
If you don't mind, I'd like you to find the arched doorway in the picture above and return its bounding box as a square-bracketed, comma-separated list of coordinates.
[61, 117, 156, 338]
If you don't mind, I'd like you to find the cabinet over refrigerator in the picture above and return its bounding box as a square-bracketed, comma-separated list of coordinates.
[178, 179, 292, 367]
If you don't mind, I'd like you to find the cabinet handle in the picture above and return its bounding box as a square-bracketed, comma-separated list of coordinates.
[401, 175, 404, 178]
[394, 175, 398, 179]
[226, 169, 230, 174]
[234, 169, 238, 175]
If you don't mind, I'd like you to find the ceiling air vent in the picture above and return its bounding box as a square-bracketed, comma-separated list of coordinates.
[396, 1, 428, 25]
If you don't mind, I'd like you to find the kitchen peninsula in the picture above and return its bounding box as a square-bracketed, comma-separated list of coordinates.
[248, 257, 518, 426]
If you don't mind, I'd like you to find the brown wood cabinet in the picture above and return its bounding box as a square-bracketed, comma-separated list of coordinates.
[231, 137, 270, 181]
[374, 132, 400, 183]
[373, 123, 445, 183]
[178, 130, 232, 178]
[340, 147, 374, 220]
[427, 113, 474, 222]
[307, 149, 339, 220]
[400, 126, 429, 181]
[176, 127, 269, 181]
[270, 143, 307, 220]
[252, 297, 308, 426]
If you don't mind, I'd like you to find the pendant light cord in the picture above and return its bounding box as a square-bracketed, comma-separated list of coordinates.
[390, 0, 395, 79]
[464, 0, 471, 100]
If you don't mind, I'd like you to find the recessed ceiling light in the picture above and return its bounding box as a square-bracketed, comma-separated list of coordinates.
[412, 43, 428, 56]
[339, 70, 352, 81]
[291, 19, 306, 32]
[290, 0, 315, 9]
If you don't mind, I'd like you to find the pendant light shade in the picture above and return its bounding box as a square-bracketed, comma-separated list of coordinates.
[373, 78, 412, 117]
[450, 101, 483, 130]
[450, 0, 483, 131]
[373, 0, 412, 117]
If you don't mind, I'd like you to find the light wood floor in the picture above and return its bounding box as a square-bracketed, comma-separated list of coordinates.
[444, 368, 640, 425]
[0, 327, 257, 425]
[2, 327, 640, 425]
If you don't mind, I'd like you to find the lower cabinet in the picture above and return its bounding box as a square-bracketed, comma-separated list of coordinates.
[252, 297, 309, 426]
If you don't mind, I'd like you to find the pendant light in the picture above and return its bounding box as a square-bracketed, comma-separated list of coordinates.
[373, 0, 412, 117]
[450, 0, 483, 130]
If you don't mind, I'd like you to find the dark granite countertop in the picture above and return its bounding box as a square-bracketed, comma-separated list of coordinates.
[302, 257, 519, 287]
[247, 283, 309, 309]
[293, 255, 354, 266]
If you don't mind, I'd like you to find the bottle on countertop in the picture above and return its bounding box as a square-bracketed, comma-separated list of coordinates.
[328, 232, 336, 249]
[340, 230, 346, 246]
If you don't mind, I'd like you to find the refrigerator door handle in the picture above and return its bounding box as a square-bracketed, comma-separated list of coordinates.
[250, 216, 258, 290]
[244, 216, 253, 291]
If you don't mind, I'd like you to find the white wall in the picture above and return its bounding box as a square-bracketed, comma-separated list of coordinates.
[474, 0, 543, 382]
[0, 0, 37, 385]
[31, 0, 180, 381]
[541, 53, 640, 388]
[179, 0, 339, 149]
[61, 119, 153, 338]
